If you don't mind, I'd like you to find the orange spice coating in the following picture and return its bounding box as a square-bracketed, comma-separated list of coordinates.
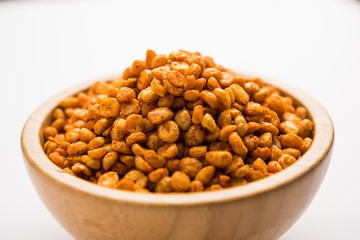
[43, 50, 314, 193]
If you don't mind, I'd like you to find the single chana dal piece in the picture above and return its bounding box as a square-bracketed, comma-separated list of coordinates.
[189, 180, 204, 192]
[157, 143, 178, 159]
[116, 179, 135, 191]
[102, 151, 119, 171]
[179, 157, 203, 178]
[174, 109, 191, 131]
[231, 164, 250, 178]
[123, 170, 148, 189]
[224, 157, 244, 175]
[201, 113, 217, 133]
[192, 105, 204, 124]
[205, 151, 232, 168]
[116, 87, 136, 102]
[87, 147, 106, 159]
[268, 161, 283, 173]
[67, 141, 88, 155]
[228, 132, 248, 156]
[49, 152, 65, 168]
[184, 125, 205, 147]
[148, 168, 169, 183]
[188, 145, 207, 159]
[213, 88, 232, 110]
[230, 84, 249, 105]
[99, 97, 120, 118]
[81, 155, 101, 169]
[135, 156, 153, 174]
[195, 165, 215, 185]
[219, 125, 237, 142]
[246, 169, 265, 182]
[158, 121, 180, 143]
[97, 171, 119, 188]
[147, 107, 174, 124]
[143, 150, 166, 168]
[281, 133, 303, 149]
[278, 154, 297, 168]
[125, 114, 145, 133]
[155, 176, 173, 193]
[150, 79, 167, 97]
[171, 171, 191, 192]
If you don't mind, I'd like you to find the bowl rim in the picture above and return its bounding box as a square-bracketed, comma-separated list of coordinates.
[21, 74, 334, 206]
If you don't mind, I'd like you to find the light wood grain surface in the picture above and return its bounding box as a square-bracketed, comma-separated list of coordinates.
[21, 76, 334, 240]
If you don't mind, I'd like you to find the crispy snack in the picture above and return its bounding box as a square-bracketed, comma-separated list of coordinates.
[43, 50, 314, 193]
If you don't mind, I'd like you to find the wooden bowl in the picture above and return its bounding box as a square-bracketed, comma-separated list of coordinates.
[21, 76, 334, 240]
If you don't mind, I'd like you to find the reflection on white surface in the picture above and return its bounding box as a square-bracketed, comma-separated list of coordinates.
[0, 0, 359, 239]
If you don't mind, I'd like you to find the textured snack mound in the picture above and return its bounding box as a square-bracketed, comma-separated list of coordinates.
[43, 50, 314, 193]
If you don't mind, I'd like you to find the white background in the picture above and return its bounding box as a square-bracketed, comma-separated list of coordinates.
[1, 0, 359, 239]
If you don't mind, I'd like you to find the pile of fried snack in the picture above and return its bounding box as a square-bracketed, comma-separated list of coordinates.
[43, 50, 314, 193]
